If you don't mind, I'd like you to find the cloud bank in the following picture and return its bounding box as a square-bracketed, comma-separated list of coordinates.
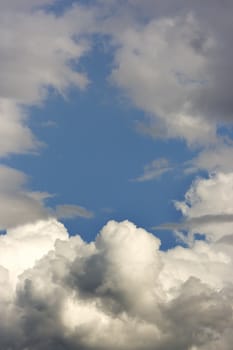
[0, 219, 233, 349]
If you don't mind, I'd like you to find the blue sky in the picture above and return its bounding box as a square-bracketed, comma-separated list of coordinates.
[4, 31, 197, 246]
[1, 0, 232, 245]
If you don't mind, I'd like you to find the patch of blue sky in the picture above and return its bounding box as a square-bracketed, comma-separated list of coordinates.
[4, 27, 200, 248]
[217, 124, 233, 140]
[45, 0, 99, 15]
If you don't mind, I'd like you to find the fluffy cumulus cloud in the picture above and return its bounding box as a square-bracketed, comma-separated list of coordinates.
[174, 172, 233, 242]
[0, 219, 233, 349]
[101, 0, 233, 146]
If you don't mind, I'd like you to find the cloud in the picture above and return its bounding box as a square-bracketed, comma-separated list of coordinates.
[0, 165, 51, 229]
[0, 165, 94, 229]
[133, 158, 173, 182]
[1, 219, 233, 349]
[174, 172, 233, 242]
[0, 4, 90, 105]
[0, 218, 68, 287]
[101, 0, 233, 146]
[0, 2, 95, 226]
[0, 100, 39, 157]
[154, 213, 233, 234]
[54, 204, 94, 219]
[186, 144, 233, 173]
[0, 2, 93, 158]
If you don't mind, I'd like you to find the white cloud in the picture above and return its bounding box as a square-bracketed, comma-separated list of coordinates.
[0, 165, 50, 229]
[175, 172, 233, 242]
[109, 14, 217, 146]
[0, 219, 233, 349]
[0, 2, 93, 158]
[0, 2, 95, 226]
[0, 4, 90, 105]
[54, 204, 94, 219]
[0, 165, 94, 229]
[0, 99, 38, 157]
[99, 0, 233, 146]
[0, 218, 68, 287]
[133, 158, 172, 182]
[186, 144, 233, 173]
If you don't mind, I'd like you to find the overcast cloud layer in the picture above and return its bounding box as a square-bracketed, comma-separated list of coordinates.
[1, 1, 233, 349]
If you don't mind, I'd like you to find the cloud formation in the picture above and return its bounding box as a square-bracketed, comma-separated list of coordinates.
[54, 204, 94, 220]
[174, 172, 233, 242]
[0, 219, 233, 349]
[186, 144, 233, 173]
[102, 0, 233, 146]
[0, 165, 50, 229]
[0, 165, 93, 229]
[133, 158, 172, 182]
[0, 2, 92, 158]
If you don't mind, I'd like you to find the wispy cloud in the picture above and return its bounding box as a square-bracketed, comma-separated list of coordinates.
[54, 204, 94, 220]
[132, 158, 173, 182]
[153, 213, 233, 231]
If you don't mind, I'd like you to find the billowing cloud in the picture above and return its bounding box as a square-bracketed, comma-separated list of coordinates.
[0, 219, 233, 349]
[0, 218, 68, 287]
[174, 172, 233, 242]
[101, 0, 233, 145]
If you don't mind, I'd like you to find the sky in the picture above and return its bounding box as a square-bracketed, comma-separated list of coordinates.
[1, 1, 233, 349]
